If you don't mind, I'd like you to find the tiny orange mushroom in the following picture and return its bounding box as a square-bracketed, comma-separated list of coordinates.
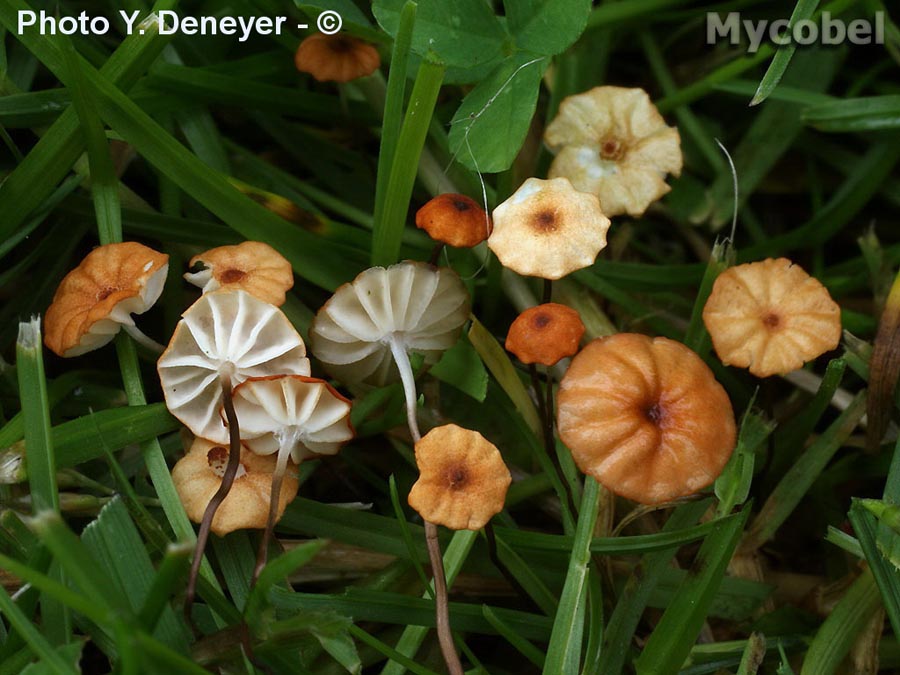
[184, 241, 294, 306]
[557, 333, 736, 505]
[408, 424, 511, 531]
[294, 33, 380, 83]
[505, 303, 585, 366]
[415, 194, 491, 248]
[702, 258, 842, 377]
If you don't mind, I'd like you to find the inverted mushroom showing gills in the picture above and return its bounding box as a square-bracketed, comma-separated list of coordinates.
[702, 257, 842, 377]
[184, 240, 294, 306]
[44, 242, 168, 357]
[557, 333, 736, 504]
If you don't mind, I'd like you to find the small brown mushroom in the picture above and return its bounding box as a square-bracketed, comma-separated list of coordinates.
[294, 33, 380, 83]
[702, 258, 842, 377]
[557, 333, 736, 505]
[415, 194, 491, 248]
[172, 438, 299, 537]
[184, 241, 294, 306]
[505, 303, 585, 366]
[408, 424, 511, 531]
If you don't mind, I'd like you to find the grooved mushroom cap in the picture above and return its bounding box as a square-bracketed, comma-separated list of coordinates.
[44, 242, 169, 357]
[309, 262, 470, 387]
[415, 194, 491, 248]
[157, 290, 310, 444]
[172, 438, 299, 537]
[702, 258, 842, 377]
[488, 177, 611, 280]
[544, 86, 683, 217]
[557, 333, 736, 505]
[233, 375, 354, 463]
[408, 424, 511, 531]
[505, 303, 585, 366]
[294, 33, 380, 83]
[184, 241, 294, 306]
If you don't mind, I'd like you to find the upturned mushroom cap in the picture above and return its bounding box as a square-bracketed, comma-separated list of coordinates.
[415, 194, 491, 248]
[408, 424, 511, 531]
[702, 258, 842, 377]
[488, 177, 611, 280]
[309, 262, 470, 387]
[544, 86, 683, 217]
[44, 242, 169, 357]
[294, 33, 380, 83]
[184, 241, 294, 306]
[157, 290, 310, 443]
[505, 303, 585, 366]
[557, 333, 736, 505]
[172, 438, 299, 537]
[233, 375, 354, 462]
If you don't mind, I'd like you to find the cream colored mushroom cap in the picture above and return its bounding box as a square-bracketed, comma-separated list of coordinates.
[702, 258, 842, 377]
[488, 177, 610, 280]
[172, 438, 299, 537]
[184, 241, 294, 306]
[157, 290, 310, 443]
[44, 242, 169, 357]
[544, 86, 682, 217]
[233, 375, 354, 463]
[408, 424, 511, 531]
[309, 262, 470, 387]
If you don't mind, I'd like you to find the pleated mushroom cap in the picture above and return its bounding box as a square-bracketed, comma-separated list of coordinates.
[702, 258, 842, 377]
[233, 375, 354, 462]
[172, 438, 299, 537]
[184, 241, 294, 306]
[408, 424, 511, 531]
[157, 290, 310, 443]
[557, 334, 736, 505]
[44, 242, 168, 357]
[505, 303, 585, 366]
[488, 177, 611, 280]
[309, 262, 470, 387]
[294, 33, 380, 83]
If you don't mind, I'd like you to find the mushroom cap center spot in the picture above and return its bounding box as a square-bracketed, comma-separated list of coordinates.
[97, 286, 117, 301]
[762, 312, 781, 329]
[447, 466, 468, 490]
[644, 402, 665, 426]
[453, 199, 471, 212]
[599, 136, 626, 161]
[533, 210, 558, 233]
[533, 313, 552, 329]
[220, 268, 247, 283]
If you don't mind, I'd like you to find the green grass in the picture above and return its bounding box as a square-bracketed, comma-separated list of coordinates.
[1, 0, 899, 673]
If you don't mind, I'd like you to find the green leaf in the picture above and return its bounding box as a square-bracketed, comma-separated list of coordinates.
[448, 53, 547, 173]
[751, 0, 822, 105]
[430, 335, 488, 402]
[313, 629, 362, 675]
[715, 410, 775, 517]
[0, 586, 78, 675]
[505, 0, 592, 56]
[372, 0, 507, 69]
[245, 540, 326, 622]
[19, 642, 83, 675]
[848, 501, 900, 639]
[803, 95, 900, 132]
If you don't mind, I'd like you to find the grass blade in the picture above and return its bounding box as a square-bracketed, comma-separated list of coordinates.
[751, 0, 821, 105]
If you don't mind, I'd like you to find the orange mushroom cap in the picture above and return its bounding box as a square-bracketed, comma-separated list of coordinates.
[294, 33, 380, 83]
[702, 258, 842, 377]
[408, 424, 511, 531]
[172, 438, 299, 537]
[184, 241, 294, 306]
[557, 333, 736, 505]
[505, 303, 585, 366]
[415, 194, 491, 248]
[44, 242, 168, 357]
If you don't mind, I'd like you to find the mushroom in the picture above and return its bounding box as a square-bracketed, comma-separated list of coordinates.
[184, 241, 294, 306]
[408, 424, 511, 531]
[488, 177, 611, 280]
[309, 261, 470, 439]
[231, 374, 353, 578]
[172, 438, 300, 537]
[544, 86, 683, 217]
[294, 33, 381, 83]
[415, 193, 491, 249]
[505, 303, 585, 367]
[557, 333, 736, 504]
[44, 242, 169, 357]
[702, 258, 842, 377]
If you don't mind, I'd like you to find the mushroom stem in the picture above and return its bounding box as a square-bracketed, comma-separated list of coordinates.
[251, 435, 295, 586]
[425, 520, 464, 675]
[185, 376, 241, 626]
[388, 335, 421, 442]
[532, 365, 578, 523]
[428, 243, 445, 267]
[122, 323, 165, 353]
[542, 279, 553, 304]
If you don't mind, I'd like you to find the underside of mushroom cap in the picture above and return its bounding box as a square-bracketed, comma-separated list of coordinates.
[184, 241, 294, 306]
[233, 375, 354, 462]
[309, 262, 470, 387]
[44, 242, 169, 357]
[157, 290, 310, 443]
